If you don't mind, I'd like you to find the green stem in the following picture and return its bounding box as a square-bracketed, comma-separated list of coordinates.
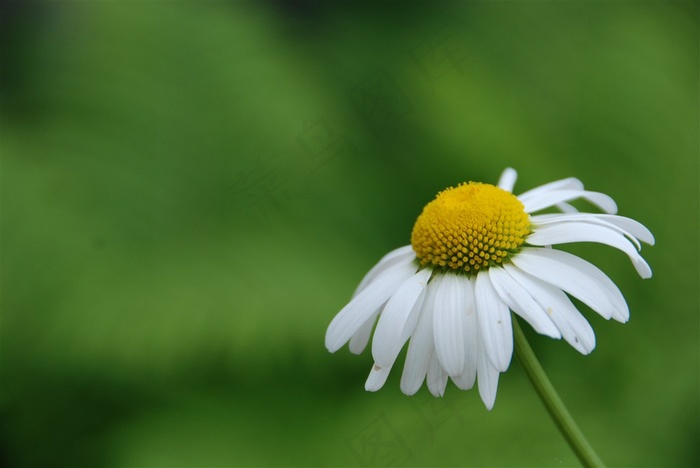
[512, 316, 605, 468]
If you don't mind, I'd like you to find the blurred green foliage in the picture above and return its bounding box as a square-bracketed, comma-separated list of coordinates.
[2, 1, 698, 466]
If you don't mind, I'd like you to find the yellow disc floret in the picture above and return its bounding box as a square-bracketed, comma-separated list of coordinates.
[411, 182, 530, 273]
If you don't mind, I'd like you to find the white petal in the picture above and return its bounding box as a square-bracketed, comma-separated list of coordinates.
[521, 189, 617, 215]
[511, 248, 629, 322]
[517, 177, 584, 202]
[365, 363, 392, 392]
[497, 167, 518, 193]
[348, 309, 379, 354]
[432, 274, 469, 377]
[531, 213, 643, 250]
[527, 222, 652, 278]
[475, 273, 513, 372]
[504, 265, 596, 354]
[427, 352, 448, 397]
[488, 266, 561, 338]
[372, 268, 432, 368]
[354, 245, 416, 297]
[532, 213, 655, 247]
[451, 372, 474, 391]
[599, 215, 655, 246]
[452, 277, 478, 390]
[477, 334, 500, 410]
[400, 281, 438, 395]
[326, 261, 416, 352]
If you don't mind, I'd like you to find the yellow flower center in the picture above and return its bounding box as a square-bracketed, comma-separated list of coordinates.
[411, 182, 530, 273]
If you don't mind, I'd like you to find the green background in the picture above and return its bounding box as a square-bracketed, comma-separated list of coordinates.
[2, 1, 698, 466]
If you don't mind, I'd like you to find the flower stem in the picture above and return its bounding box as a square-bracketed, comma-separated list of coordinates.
[512, 317, 605, 468]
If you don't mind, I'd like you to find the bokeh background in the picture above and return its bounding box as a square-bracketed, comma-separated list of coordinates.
[2, 1, 698, 466]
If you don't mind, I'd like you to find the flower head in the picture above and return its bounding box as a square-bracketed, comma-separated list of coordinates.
[325, 168, 654, 409]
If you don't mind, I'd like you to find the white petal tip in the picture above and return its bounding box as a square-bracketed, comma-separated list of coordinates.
[498, 167, 518, 192]
[325, 340, 340, 354]
[479, 387, 497, 410]
[451, 374, 476, 391]
[495, 359, 511, 374]
[637, 265, 653, 279]
[427, 377, 446, 397]
[325, 328, 347, 353]
[323, 325, 354, 355]
[365, 364, 391, 392]
[612, 307, 630, 323]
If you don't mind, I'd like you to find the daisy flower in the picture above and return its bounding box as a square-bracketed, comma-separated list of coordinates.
[325, 168, 654, 409]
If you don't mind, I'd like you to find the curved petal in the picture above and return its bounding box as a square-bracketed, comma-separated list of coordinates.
[511, 248, 629, 322]
[432, 274, 469, 377]
[598, 215, 655, 246]
[477, 333, 500, 410]
[354, 245, 416, 296]
[521, 189, 617, 215]
[427, 352, 448, 397]
[326, 261, 416, 352]
[488, 266, 561, 338]
[349, 309, 380, 354]
[372, 268, 432, 368]
[527, 222, 652, 278]
[504, 264, 596, 354]
[452, 277, 478, 390]
[517, 177, 584, 201]
[401, 281, 438, 395]
[365, 363, 392, 392]
[531, 214, 641, 250]
[531, 213, 654, 246]
[497, 167, 518, 192]
[475, 272, 513, 372]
